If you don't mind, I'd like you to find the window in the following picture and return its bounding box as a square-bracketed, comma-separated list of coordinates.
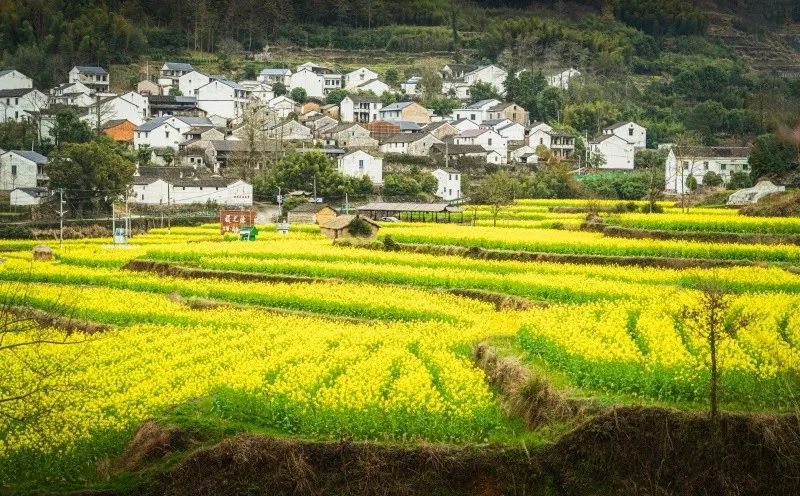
[629, 128, 634, 136]
[703, 161, 709, 170]
[11, 165, 17, 175]
[358, 160, 364, 170]
[165, 131, 169, 138]
[14, 98, 18, 105]
[743, 164, 749, 170]
[141, 194, 145, 200]
[539, 138, 544, 145]
[720, 164, 727, 170]
[470, 114, 475, 120]
[682, 161, 689, 167]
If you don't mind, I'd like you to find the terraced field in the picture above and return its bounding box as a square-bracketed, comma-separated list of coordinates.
[1, 200, 799, 490]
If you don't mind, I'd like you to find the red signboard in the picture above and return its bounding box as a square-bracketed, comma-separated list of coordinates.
[220, 209, 256, 234]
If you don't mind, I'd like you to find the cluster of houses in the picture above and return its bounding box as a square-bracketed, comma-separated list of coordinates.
[0, 61, 752, 207]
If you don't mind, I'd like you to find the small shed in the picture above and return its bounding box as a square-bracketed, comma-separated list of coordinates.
[357, 202, 463, 223]
[320, 215, 380, 240]
[287, 203, 338, 225]
[11, 187, 48, 206]
[33, 245, 53, 261]
[727, 180, 786, 206]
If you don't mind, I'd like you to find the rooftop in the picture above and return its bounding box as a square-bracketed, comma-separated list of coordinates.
[163, 62, 194, 72]
[73, 66, 108, 75]
[291, 202, 335, 213]
[357, 202, 462, 213]
[7, 150, 47, 164]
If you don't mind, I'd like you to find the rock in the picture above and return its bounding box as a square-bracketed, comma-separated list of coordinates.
[32, 245, 53, 261]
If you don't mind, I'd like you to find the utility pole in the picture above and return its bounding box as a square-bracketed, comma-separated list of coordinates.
[277, 186, 282, 219]
[313, 175, 317, 202]
[58, 188, 65, 249]
[344, 192, 349, 214]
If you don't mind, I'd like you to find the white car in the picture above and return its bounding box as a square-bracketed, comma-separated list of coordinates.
[380, 216, 400, 222]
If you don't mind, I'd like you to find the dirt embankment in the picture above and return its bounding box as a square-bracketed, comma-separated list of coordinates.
[123, 259, 338, 284]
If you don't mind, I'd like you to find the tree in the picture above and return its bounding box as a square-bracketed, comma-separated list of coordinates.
[382, 170, 436, 200]
[418, 65, 443, 100]
[564, 100, 620, 135]
[468, 82, 499, 103]
[426, 97, 459, 117]
[535, 87, 563, 123]
[472, 170, 517, 226]
[290, 87, 307, 104]
[684, 100, 726, 143]
[727, 171, 752, 190]
[325, 89, 348, 105]
[680, 286, 749, 423]
[50, 111, 93, 150]
[168, 87, 183, 96]
[686, 174, 698, 192]
[230, 101, 270, 182]
[273, 82, 287, 97]
[703, 171, 723, 188]
[749, 133, 797, 181]
[505, 70, 547, 118]
[47, 141, 136, 214]
[385, 68, 399, 87]
[255, 151, 368, 200]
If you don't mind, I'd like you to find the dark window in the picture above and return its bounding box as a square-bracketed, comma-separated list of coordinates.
[11, 165, 17, 175]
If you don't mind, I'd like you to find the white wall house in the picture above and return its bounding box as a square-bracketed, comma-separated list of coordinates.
[337, 150, 383, 185]
[69, 66, 109, 93]
[400, 76, 421, 95]
[589, 134, 635, 170]
[10, 187, 49, 206]
[0, 70, 33, 91]
[454, 128, 507, 163]
[463, 65, 507, 95]
[159, 62, 194, 91]
[258, 68, 291, 86]
[379, 133, 442, 156]
[267, 95, 298, 118]
[432, 168, 461, 201]
[351, 79, 390, 96]
[131, 177, 253, 206]
[288, 69, 325, 99]
[177, 71, 212, 97]
[546, 68, 581, 90]
[238, 80, 274, 103]
[603, 121, 647, 149]
[509, 145, 539, 164]
[664, 146, 751, 194]
[452, 119, 480, 133]
[101, 91, 148, 126]
[0, 88, 48, 123]
[0, 150, 48, 191]
[452, 99, 502, 124]
[528, 128, 574, 158]
[322, 73, 344, 95]
[134, 115, 213, 150]
[196, 79, 250, 120]
[340, 95, 382, 123]
[480, 119, 525, 141]
[344, 67, 380, 89]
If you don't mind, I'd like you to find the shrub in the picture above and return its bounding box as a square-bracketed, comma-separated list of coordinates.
[703, 171, 723, 188]
[727, 172, 752, 190]
[348, 217, 374, 238]
[0, 226, 34, 239]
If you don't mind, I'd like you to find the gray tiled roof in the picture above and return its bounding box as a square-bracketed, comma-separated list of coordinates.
[73, 66, 108, 75]
[163, 62, 194, 72]
[9, 150, 48, 164]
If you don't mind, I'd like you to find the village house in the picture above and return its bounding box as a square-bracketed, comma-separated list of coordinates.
[444, 65, 507, 99]
[0, 70, 33, 91]
[430, 143, 500, 165]
[337, 150, 383, 184]
[441, 64, 478, 81]
[182, 139, 263, 172]
[196, 78, 250, 120]
[258, 68, 292, 86]
[100, 91, 149, 126]
[103, 119, 136, 144]
[69, 66, 109, 93]
[390, 120, 423, 133]
[288, 203, 338, 224]
[177, 71, 212, 97]
[400, 76, 421, 95]
[480, 119, 525, 141]
[266, 120, 313, 141]
[305, 114, 339, 135]
[603, 121, 647, 149]
[664, 146, 751, 194]
[452, 99, 503, 124]
[238, 80, 274, 103]
[50, 81, 93, 107]
[321, 104, 340, 120]
[323, 123, 378, 148]
[528, 127, 575, 158]
[320, 215, 380, 240]
[136, 80, 160, 96]
[432, 168, 462, 201]
[509, 144, 539, 164]
[10, 187, 48, 206]
[452, 118, 480, 133]
[288, 68, 328, 98]
[0, 87, 48, 123]
[340, 95, 382, 123]
[378, 102, 431, 125]
[159, 62, 194, 91]
[379, 132, 442, 156]
[344, 67, 379, 89]
[546, 68, 581, 90]
[589, 134, 635, 170]
[351, 79, 390, 96]
[365, 120, 401, 142]
[423, 121, 460, 140]
[486, 101, 529, 125]
[130, 172, 253, 206]
[267, 95, 298, 119]
[0, 150, 48, 191]
[147, 95, 203, 117]
[134, 115, 214, 152]
[454, 128, 507, 163]
[301, 98, 323, 115]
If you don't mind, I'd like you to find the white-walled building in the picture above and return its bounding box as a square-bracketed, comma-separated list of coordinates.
[267, 95, 298, 118]
[452, 118, 480, 133]
[509, 145, 539, 164]
[177, 71, 212, 97]
[603, 121, 647, 149]
[69, 66, 109, 93]
[238, 80, 274, 103]
[351, 79, 390, 96]
[400, 76, 421, 95]
[528, 128, 575, 158]
[452, 99, 503, 124]
[454, 128, 507, 163]
[0, 88, 48, 123]
[432, 168, 461, 201]
[546, 68, 581, 90]
[589, 134, 635, 170]
[480, 119, 525, 141]
[664, 146, 751, 194]
[340, 95, 382, 123]
[159, 62, 194, 91]
[131, 176, 253, 206]
[288, 69, 325, 99]
[344, 67, 380, 89]
[100, 91, 148, 126]
[10, 187, 49, 206]
[379, 132, 442, 156]
[258, 68, 292, 86]
[337, 150, 383, 184]
[0, 70, 33, 91]
[0, 150, 48, 191]
[134, 115, 213, 150]
[196, 79, 250, 120]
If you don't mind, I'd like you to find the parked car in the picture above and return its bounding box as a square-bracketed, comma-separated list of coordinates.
[380, 216, 400, 222]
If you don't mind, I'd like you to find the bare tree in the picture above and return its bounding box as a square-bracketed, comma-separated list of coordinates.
[680, 286, 750, 423]
[230, 101, 271, 182]
[0, 280, 91, 430]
